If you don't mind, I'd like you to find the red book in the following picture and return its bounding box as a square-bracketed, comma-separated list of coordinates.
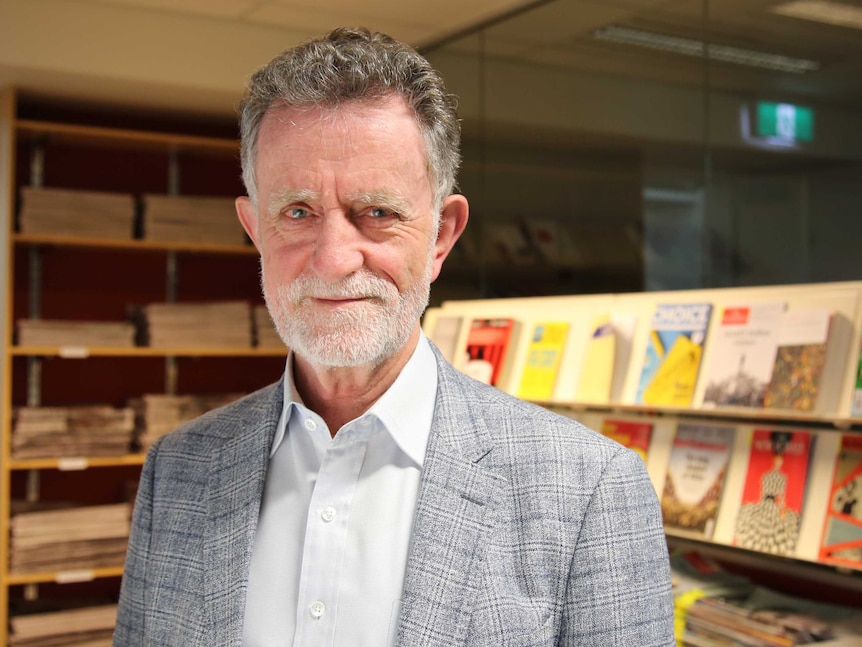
[733, 428, 813, 556]
[819, 434, 862, 568]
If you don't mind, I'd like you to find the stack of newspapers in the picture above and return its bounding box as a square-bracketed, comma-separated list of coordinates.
[9, 603, 117, 647]
[12, 406, 135, 459]
[142, 194, 247, 246]
[9, 502, 131, 574]
[18, 187, 135, 240]
[142, 301, 252, 348]
[253, 304, 284, 349]
[16, 319, 136, 348]
[131, 393, 244, 449]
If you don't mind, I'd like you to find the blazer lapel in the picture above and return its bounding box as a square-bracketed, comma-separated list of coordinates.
[203, 381, 283, 646]
[396, 354, 504, 647]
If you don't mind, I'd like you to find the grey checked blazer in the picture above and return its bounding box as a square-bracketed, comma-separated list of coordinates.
[114, 345, 675, 646]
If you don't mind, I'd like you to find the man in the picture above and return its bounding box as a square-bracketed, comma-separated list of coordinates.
[114, 27, 675, 646]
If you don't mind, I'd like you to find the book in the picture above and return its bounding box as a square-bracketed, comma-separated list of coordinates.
[701, 302, 785, 408]
[763, 309, 833, 412]
[733, 428, 814, 556]
[428, 315, 464, 365]
[462, 318, 519, 387]
[599, 418, 653, 461]
[660, 422, 735, 539]
[853, 346, 862, 418]
[636, 303, 712, 407]
[574, 314, 615, 404]
[819, 434, 862, 568]
[517, 321, 569, 401]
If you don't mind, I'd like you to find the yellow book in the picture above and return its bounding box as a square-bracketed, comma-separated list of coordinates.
[575, 314, 616, 404]
[517, 322, 570, 401]
[636, 303, 712, 407]
[643, 334, 703, 406]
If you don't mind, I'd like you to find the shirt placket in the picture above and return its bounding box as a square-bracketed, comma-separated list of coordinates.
[293, 416, 374, 647]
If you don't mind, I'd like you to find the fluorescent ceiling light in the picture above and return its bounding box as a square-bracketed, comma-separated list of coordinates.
[593, 25, 820, 74]
[772, 0, 862, 30]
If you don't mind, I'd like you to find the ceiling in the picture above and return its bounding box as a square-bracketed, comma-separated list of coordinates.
[440, 0, 862, 110]
[1, 0, 860, 135]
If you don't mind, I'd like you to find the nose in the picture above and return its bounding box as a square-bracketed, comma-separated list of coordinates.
[309, 211, 365, 282]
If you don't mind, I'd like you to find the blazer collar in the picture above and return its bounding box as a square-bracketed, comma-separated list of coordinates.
[203, 377, 284, 647]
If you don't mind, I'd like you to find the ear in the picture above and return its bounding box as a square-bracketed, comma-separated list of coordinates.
[236, 196, 261, 251]
[430, 194, 469, 282]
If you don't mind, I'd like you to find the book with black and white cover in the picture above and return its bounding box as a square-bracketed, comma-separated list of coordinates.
[701, 302, 784, 409]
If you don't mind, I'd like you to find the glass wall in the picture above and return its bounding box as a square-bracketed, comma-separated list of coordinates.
[423, 0, 862, 302]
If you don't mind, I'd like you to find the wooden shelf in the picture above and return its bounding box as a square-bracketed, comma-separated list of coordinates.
[10, 346, 286, 358]
[540, 400, 862, 431]
[13, 233, 257, 256]
[16, 119, 237, 156]
[5, 566, 125, 586]
[9, 455, 146, 471]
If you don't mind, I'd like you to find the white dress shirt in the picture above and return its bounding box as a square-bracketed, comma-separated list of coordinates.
[242, 334, 438, 647]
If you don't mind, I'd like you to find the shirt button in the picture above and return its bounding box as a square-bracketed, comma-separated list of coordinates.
[310, 601, 325, 619]
[304, 418, 317, 431]
[321, 506, 337, 523]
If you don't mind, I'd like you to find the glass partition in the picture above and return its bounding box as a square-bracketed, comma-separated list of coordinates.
[423, 0, 862, 301]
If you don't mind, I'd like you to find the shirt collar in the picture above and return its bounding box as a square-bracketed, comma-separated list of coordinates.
[273, 333, 438, 467]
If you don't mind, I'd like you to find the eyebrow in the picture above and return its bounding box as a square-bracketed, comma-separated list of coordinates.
[267, 188, 319, 218]
[347, 190, 412, 215]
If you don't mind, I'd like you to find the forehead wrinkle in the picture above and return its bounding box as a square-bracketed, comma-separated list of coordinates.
[267, 188, 319, 217]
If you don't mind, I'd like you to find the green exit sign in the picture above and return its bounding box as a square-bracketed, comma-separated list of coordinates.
[757, 102, 814, 142]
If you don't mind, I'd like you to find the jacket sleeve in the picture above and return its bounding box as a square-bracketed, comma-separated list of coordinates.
[561, 447, 676, 646]
[113, 441, 159, 646]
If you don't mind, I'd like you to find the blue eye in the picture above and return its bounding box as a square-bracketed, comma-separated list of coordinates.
[288, 207, 309, 219]
[370, 207, 396, 218]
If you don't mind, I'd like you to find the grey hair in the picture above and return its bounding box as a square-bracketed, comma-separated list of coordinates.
[238, 27, 461, 211]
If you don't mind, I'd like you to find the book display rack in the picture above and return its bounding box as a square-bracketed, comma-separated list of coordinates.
[425, 281, 862, 620]
[0, 89, 286, 644]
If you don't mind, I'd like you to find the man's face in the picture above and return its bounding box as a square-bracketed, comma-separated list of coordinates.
[236, 97, 457, 368]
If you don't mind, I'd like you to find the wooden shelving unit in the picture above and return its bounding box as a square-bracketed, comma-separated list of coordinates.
[0, 88, 286, 644]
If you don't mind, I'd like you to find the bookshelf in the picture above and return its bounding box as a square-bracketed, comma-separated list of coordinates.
[0, 88, 286, 644]
[425, 281, 862, 607]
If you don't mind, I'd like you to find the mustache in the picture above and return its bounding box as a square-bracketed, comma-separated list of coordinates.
[285, 271, 395, 303]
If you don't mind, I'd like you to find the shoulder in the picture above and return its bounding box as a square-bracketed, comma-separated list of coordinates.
[149, 378, 283, 459]
[435, 355, 630, 479]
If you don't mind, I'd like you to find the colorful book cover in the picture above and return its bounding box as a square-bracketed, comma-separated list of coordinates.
[763, 309, 832, 412]
[819, 434, 862, 568]
[660, 422, 735, 539]
[600, 418, 653, 462]
[733, 429, 813, 556]
[701, 302, 784, 408]
[517, 321, 569, 401]
[574, 314, 615, 404]
[462, 318, 518, 386]
[636, 303, 712, 407]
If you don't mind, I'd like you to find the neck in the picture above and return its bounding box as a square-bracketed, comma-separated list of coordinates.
[292, 327, 421, 435]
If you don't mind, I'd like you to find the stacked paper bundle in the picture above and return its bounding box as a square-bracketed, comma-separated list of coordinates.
[142, 301, 252, 348]
[12, 406, 135, 459]
[17, 319, 136, 348]
[9, 603, 117, 647]
[18, 187, 135, 239]
[131, 393, 244, 449]
[142, 194, 248, 245]
[253, 304, 284, 349]
[9, 502, 131, 574]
